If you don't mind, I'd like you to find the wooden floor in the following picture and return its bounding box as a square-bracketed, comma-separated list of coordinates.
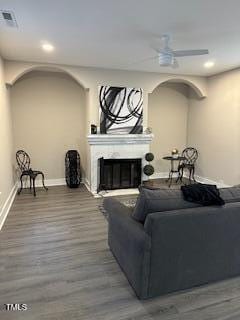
[1, 186, 240, 319]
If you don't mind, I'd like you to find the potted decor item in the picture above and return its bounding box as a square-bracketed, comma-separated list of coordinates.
[171, 148, 179, 159]
[145, 127, 152, 134]
[91, 124, 97, 134]
[65, 150, 81, 188]
[143, 153, 155, 178]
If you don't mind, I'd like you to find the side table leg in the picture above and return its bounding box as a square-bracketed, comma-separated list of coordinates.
[169, 171, 173, 188]
[166, 170, 171, 183]
[33, 177, 36, 197]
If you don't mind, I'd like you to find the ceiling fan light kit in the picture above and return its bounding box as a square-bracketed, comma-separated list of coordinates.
[158, 52, 174, 66]
[144, 34, 209, 68]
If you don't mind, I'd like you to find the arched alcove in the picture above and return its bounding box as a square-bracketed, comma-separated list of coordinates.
[11, 69, 87, 183]
[149, 76, 206, 99]
[148, 80, 198, 175]
[8, 64, 89, 90]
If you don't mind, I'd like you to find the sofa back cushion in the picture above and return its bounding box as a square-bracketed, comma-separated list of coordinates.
[132, 187, 200, 223]
[220, 187, 240, 203]
[132, 186, 240, 223]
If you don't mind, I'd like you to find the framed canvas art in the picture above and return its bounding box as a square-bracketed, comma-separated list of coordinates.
[99, 86, 143, 134]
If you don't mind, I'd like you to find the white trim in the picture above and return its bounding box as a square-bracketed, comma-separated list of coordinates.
[151, 172, 170, 179]
[83, 177, 91, 192]
[150, 172, 231, 188]
[151, 171, 188, 180]
[87, 134, 154, 145]
[22, 178, 96, 188]
[0, 183, 18, 230]
[20, 177, 92, 189]
[96, 188, 139, 198]
[194, 175, 230, 188]
[18, 178, 66, 188]
[35, 178, 66, 187]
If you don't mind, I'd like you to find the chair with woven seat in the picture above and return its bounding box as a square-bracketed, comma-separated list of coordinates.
[16, 150, 48, 196]
[177, 147, 198, 183]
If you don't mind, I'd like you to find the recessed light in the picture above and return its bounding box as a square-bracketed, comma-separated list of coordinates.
[204, 61, 215, 68]
[42, 43, 54, 52]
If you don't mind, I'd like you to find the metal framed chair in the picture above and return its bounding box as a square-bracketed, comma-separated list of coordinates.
[177, 147, 198, 183]
[16, 150, 48, 196]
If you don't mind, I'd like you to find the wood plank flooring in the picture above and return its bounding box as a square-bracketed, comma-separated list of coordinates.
[1, 185, 240, 319]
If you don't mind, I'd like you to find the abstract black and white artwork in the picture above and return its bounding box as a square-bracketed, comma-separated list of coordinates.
[99, 86, 143, 134]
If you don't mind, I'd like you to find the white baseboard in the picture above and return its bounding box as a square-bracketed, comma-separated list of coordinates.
[151, 172, 169, 179]
[194, 175, 230, 188]
[18, 178, 66, 188]
[151, 172, 230, 188]
[21, 173, 232, 190]
[35, 178, 66, 187]
[0, 183, 18, 231]
[83, 177, 91, 192]
[21, 177, 92, 189]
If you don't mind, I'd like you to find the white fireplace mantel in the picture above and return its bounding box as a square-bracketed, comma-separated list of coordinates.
[87, 134, 154, 195]
[87, 134, 154, 145]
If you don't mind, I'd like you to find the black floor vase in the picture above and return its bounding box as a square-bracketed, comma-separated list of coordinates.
[65, 150, 81, 188]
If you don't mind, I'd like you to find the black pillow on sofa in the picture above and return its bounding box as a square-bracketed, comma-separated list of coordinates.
[181, 183, 225, 206]
[132, 186, 200, 223]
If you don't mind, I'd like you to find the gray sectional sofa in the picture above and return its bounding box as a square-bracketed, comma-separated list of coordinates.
[104, 187, 240, 299]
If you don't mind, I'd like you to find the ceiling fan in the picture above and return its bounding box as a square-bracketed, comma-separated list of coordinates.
[139, 35, 209, 68]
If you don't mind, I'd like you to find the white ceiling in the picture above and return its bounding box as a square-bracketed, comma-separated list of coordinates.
[0, 0, 240, 76]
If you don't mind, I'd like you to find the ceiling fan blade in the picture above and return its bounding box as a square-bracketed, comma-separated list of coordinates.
[173, 49, 209, 57]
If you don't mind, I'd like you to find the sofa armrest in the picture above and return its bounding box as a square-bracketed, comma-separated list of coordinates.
[103, 198, 147, 245]
[103, 198, 151, 299]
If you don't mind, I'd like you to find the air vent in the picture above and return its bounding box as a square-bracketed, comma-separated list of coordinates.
[0, 10, 18, 27]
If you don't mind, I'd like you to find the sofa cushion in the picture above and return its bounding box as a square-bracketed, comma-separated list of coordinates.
[132, 186, 240, 223]
[132, 186, 200, 223]
[220, 187, 240, 203]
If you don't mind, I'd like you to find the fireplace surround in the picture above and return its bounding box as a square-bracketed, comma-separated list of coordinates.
[87, 134, 154, 195]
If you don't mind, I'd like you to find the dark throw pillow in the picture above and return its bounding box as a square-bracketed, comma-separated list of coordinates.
[181, 183, 225, 206]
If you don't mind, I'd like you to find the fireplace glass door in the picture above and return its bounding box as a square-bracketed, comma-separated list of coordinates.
[98, 158, 141, 191]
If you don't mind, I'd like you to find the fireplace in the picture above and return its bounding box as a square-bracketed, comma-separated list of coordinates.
[87, 134, 153, 195]
[98, 158, 141, 191]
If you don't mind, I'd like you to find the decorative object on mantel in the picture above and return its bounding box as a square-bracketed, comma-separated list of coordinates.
[171, 148, 179, 159]
[145, 127, 152, 134]
[91, 124, 97, 134]
[143, 152, 154, 178]
[65, 150, 81, 188]
[99, 86, 143, 134]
